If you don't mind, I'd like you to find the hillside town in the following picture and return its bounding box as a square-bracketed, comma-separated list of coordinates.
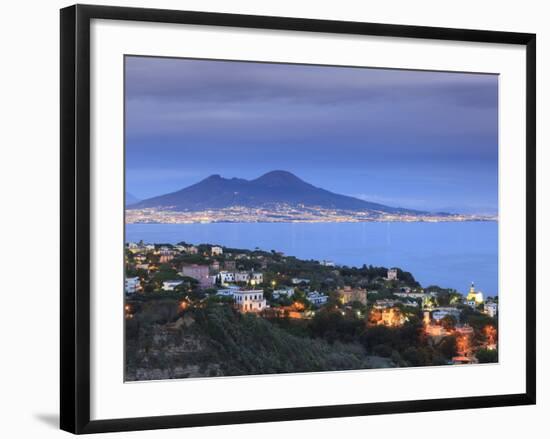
[126, 204, 496, 224]
[125, 241, 498, 380]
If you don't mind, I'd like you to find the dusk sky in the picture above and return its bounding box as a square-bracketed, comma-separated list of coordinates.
[125, 56, 498, 214]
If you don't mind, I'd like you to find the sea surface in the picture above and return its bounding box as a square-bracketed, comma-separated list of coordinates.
[126, 221, 498, 296]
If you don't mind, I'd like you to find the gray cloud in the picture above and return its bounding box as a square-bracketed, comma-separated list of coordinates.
[126, 56, 497, 107]
[124, 56, 498, 213]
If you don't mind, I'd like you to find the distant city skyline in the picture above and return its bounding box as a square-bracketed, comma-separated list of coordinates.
[125, 56, 498, 215]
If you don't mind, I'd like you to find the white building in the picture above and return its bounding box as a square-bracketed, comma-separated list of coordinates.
[125, 276, 141, 294]
[373, 299, 397, 309]
[387, 268, 398, 281]
[162, 280, 183, 291]
[233, 289, 266, 312]
[291, 277, 310, 285]
[217, 271, 235, 283]
[159, 246, 174, 255]
[250, 272, 263, 284]
[307, 291, 329, 306]
[272, 288, 295, 299]
[395, 292, 426, 299]
[211, 246, 223, 256]
[320, 260, 335, 267]
[126, 242, 143, 254]
[159, 247, 175, 263]
[484, 301, 498, 318]
[235, 272, 250, 283]
[374, 299, 418, 309]
[216, 286, 240, 297]
[466, 300, 477, 310]
[432, 307, 461, 322]
[402, 300, 419, 308]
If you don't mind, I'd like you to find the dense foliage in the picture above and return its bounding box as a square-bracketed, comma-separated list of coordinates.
[126, 302, 376, 379]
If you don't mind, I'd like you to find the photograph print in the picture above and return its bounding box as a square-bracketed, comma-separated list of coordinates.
[124, 56, 499, 382]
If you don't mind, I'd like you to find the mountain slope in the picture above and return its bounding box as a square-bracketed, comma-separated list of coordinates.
[128, 170, 424, 214]
[125, 192, 141, 206]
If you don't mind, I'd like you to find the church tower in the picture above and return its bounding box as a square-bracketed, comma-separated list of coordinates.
[466, 282, 484, 304]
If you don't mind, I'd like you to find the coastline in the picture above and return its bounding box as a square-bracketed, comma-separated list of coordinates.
[125, 208, 498, 225]
[125, 221, 499, 297]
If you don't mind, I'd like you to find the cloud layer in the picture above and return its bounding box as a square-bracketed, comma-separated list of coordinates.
[125, 56, 498, 213]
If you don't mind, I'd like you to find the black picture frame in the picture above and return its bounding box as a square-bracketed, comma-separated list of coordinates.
[60, 4, 536, 434]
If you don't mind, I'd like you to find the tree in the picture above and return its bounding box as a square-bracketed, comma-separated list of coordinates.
[402, 346, 427, 366]
[174, 276, 199, 291]
[206, 294, 234, 306]
[437, 335, 458, 359]
[310, 309, 363, 343]
[360, 325, 393, 351]
[466, 314, 496, 331]
[373, 344, 393, 357]
[153, 266, 181, 283]
[292, 290, 311, 309]
[440, 315, 457, 331]
[476, 348, 498, 363]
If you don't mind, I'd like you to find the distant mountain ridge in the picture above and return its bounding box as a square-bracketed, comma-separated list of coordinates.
[128, 170, 427, 215]
[125, 192, 141, 206]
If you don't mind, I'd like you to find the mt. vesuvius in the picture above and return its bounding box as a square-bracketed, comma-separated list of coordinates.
[128, 170, 425, 215]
